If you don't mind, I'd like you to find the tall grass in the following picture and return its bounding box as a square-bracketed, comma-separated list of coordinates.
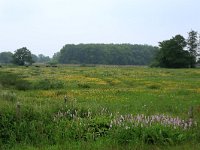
[0, 66, 200, 149]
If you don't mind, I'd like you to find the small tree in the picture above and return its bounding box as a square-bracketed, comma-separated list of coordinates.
[52, 52, 61, 63]
[0, 52, 13, 64]
[37, 54, 50, 63]
[13, 47, 33, 66]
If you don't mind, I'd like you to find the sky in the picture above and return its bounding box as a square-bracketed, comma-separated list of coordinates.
[0, 0, 200, 57]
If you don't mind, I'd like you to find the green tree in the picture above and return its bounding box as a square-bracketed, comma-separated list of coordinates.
[0, 52, 13, 64]
[37, 54, 50, 63]
[187, 30, 198, 67]
[198, 34, 200, 55]
[52, 52, 61, 62]
[58, 44, 157, 65]
[155, 35, 191, 68]
[31, 54, 38, 62]
[13, 47, 33, 66]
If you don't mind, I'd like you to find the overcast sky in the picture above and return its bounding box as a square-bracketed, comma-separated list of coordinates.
[0, 0, 199, 57]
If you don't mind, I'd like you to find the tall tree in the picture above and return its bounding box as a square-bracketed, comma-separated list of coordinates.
[187, 30, 198, 67]
[13, 47, 33, 66]
[198, 33, 200, 57]
[155, 35, 191, 68]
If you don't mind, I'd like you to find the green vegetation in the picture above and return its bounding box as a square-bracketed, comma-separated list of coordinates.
[154, 30, 200, 68]
[154, 35, 191, 68]
[0, 51, 50, 65]
[1, 30, 199, 68]
[31, 54, 51, 64]
[0, 30, 199, 149]
[12, 47, 33, 66]
[0, 52, 13, 64]
[58, 44, 158, 65]
[0, 44, 158, 66]
[0, 65, 200, 149]
[187, 30, 199, 67]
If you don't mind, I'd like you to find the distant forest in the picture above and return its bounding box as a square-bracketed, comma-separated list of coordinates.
[56, 44, 158, 65]
[0, 44, 158, 66]
[1, 30, 199, 68]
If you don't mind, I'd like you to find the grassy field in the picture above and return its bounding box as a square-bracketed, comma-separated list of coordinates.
[0, 65, 200, 149]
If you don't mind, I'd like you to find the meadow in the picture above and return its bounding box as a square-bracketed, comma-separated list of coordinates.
[0, 65, 200, 149]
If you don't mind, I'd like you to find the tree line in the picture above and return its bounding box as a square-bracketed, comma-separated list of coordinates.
[57, 44, 158, 65]
[0, 44, 158, 66]
[0, 30, 199, 68]
[0, 48, 50, 65]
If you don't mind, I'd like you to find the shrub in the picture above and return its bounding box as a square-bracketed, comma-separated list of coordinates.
[0, 72, 18, 87]
[110, 125, 192, 145]
[34, 79, 64, 90]
[147, 84, 160, 89]
[0, 71, 32, 90]
[111, 127, 141, 144]
[15, 80, 32, 91]
[77, 83, 90, 89]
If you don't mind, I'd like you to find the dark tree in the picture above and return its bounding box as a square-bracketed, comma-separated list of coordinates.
[58, 44, 158, 65]
[187, 30, 198, 67]
[0, 52, 13, 64]
[31, 54, 38, 63]
[37, 54, 50, 63]
[52, 52, 61, 63]
[155, 35, 191, 68]
[13, 47, 33, 66]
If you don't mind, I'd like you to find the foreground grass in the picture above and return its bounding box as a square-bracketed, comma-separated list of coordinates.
[0, 65, 200, 149]
[11, 142, 200, 150]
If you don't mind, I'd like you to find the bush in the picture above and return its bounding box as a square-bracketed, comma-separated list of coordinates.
[0, 71, 32, 90]
[77, 83, 90, 89]
[34, 79, 64, 90]
[15, 80, 32, 91]
[110, 125, 193, 145]
[147, 84, 160, 90]
[0, 72, 18, 87]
